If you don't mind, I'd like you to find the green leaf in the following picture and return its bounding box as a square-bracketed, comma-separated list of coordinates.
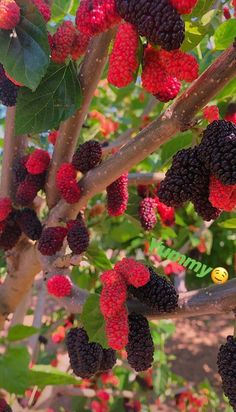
[110, 220, 140, 243]
[8, 324, 39, 341]
[217, 78, 236, 101]
[81, 294, 108, 348]
[52, 0, 74, 19]
[218, 218, 236, 229]
[29, 365, 78, 388]
[15, 61, 82, 134]
[86, 242, 112, 270]
[0, 0, 50, 90]
[0, 347, 30, 394]
[181, 21, 208, 52]
[191, 0, 215, 17]
[214, 20, 236, 50]
[153, 364, 169, 396]
[159, 131, 192, 167]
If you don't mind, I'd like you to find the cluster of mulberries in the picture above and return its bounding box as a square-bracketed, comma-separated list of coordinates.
[108, 23, 140, 88]
[100, 259, 150, 350]
[47, 275, 72, 297]
[0, 64, 19, 106]
[137, 185, 175, 230]
[13, 150, 50, 206]
[67, 214, 90, 255]
[49, 20, 90, 64]
[75, 0, 120, 37]
[66, 327, 116, 378]
[217, 336, 236, 411]
[106, 173, 129, 216]
[141, 46, 198, 102]
[0, 0, 20, 30]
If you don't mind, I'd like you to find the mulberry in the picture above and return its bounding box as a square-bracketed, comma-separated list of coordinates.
[217, 336, 236, 411]
[0, 218, 22, 250]
[126, 313, 154, 372]
[38, 226, 68, 256]
[16, 179, 38, 206]
[0, 399, 12, 412]
[128, 266, 179, 312]
[47, 275, 72, 297]
[203, 106, 220, 123]
[100, 277, 127, 318]
[0, 0, 20, 30]
[56, 163, 81, 204]
[198, 120, 236, 185]
[66, 328, 103, 378]
[106, 173, 129, 216]
[105, 306, 129, 350]
[115, 258, 150, 287]
[0, 197, 12, 222]
[50, 21, 76, 64]
[137, 185, 152, 198]
[139, 197, 157, 231]
[48, 130, 59, 145]
[169, 0, 198, 14]
[76, 0, 121, 37]
[108, 23, 140, 88]
[141, 46, 181, 102]
[209, 176, 236, 212]
[70, 30, 90, 60]
[26, 149, 50, 175]
[12, 155, 29, 185]
[72, 140, 102, 173]
[155, 197, 175, 226]
[100, 269, 121, 286]
[99, 348, 117, 372]
[0, 65, 18, 106]
[27, 171, 47, 191]
[17, 208, 42, 240]
[67, 219, 90, 255]
[32, 0, 51, 22]
[159, 49, 199, 82]
[116, 0, 185, 51]
[192, 190, 221, 221]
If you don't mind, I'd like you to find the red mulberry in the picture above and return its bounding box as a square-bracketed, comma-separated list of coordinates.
[17, 208, 42, 240]
[100, 277, 127, 318]
[76, 0, 121, 37]
[56, 163, 81, 204]
[217, 336, 236, 411]
[126, 313, 154, 372]
[108, 23, 140, 88]
[116, 0, 185, 51]
[106, 173, 129, 216]
[72, 140, 102, 174]
[0, 197, 12, 222]
[209, 176, 236, 212]
[26, 149, 50, 175]
[48, 130, 59, 145]
[67, 219, 90, 255]
[50, 21, 76, 64]
[70, 30, 91, 60]
[100, 269, 121, 286]
[115, 258, 150, 287]
[203, 106, 220, 123]
[0, 0, 20, 30]
[159, 49, 199, 82]
[155, 197, 175, 226]
[32, 0, 51, 22]
[38, 226, 68, 256]
[105, 306, 129, 350]
[139, 197, 157, 231]
[169, 0, 198, 14]
[47, 275, 72, 297]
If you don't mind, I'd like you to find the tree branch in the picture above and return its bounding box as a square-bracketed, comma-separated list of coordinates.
[128, 172, 165, 186]
[46, 29, 116, 209]
[47, 44, 236, 225]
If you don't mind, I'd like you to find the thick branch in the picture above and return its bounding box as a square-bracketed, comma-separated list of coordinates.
[48, 44, 236, 224]
[128, 172, 165, 186]
[46, 29, 116, 209]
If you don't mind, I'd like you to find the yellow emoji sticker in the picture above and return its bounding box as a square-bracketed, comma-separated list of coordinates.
[211, 267, 229, 284]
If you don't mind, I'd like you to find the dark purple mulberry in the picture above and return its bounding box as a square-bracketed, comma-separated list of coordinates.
[192, 190, 221, 221]
[139, 197, 157, 231]
[67, 218, 90, 255]
[0, 65, 18, 107]
[99, 348, 117, 372]
[116, 0, 185, 51]
[198, 120, 236, 185]
[16, 180, 38, 206]
[17, 208, 42, 240]
[38, 226, 68, 256]
[126, 313, 154, 372]
[66, 328, 103, 378]
[12, 155, 29, 185]
[0, 398, 12, 412]
[128, 266, 178, 312]
[217, 336, 236, 411]
[0, 218, 22, 250]
[72, 140, 102, 173]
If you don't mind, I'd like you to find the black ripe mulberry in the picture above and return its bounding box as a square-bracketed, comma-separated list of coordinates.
[198, 120, 236, 185]
[67, 219, 90, 255]
[217, 336, 236, 411]
[0, 218, 22, 251]
[192, 190, 221, 221]
[99, 348, 117, 372]
[0, 65, 18, 107]
[38, 226, 68, 256]
[0, 398, 12, 412]
[72, 140, 102, 173]
[17, 208, 42, 240]
[116, 0, 185, 51]
[66, 328, 103, 378]
[158, 147, 208, 207]
[12, 155, 29, 185]
[128, 266, 178, 312]
[126, 313, 154, 372]
[139, 197, 157, 231]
